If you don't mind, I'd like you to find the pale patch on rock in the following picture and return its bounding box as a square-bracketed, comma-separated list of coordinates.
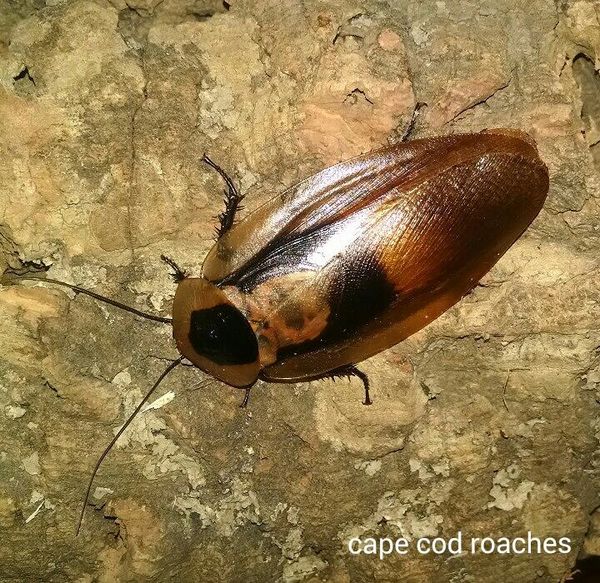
[22, 451, 41, 475]
[282, 554, 328, 583]
[410, 24, 430, 47]
[514, 418, 547, 439]
[93, 487, 114, 500]
[270, 502, 288, 522]
[409, 458, 433, 480]
[143, 446, 206, 490]
[281, 526, 304, 560]
[355, 459, 382, 476]
[287, 505, 300, 525]
[112, 370, 132, 388]
[338, 489, 444, 544]
[173, 494, 215, 529]
[212, 478, 261, 536]
[5, 405, 27, 419]
[487, 464, 534, 511]
[174, 477, 261, 537]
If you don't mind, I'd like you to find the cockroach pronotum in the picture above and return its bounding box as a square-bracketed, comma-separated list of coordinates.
[3, 127, 549, 533]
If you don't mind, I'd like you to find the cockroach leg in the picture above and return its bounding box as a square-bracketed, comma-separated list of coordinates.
[322, 365, 373, 405]
[346, 365, 372, 406]
[240, 387, 252, 408]
[160, 254, 188, 283]
[202, 153, 244, 238]
[400, 101, 426, 142]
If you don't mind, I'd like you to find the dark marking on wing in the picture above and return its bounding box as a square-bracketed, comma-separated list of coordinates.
[276, 254, 396, 360]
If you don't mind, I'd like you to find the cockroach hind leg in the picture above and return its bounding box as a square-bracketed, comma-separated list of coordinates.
[240, 387, 251, 408]
[324, 365, 373, 406]
[202, 153, 244, 238]
[160, 254, 187, 283]
[400, 101, 426, 142]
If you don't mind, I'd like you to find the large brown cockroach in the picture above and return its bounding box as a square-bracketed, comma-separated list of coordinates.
[4, 128, 549, 532]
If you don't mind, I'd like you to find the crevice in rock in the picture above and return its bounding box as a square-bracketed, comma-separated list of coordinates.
[12, 65, 37, 96]
[43, 380, 63, 399]
[13, 66, 35, 85]
[333, 13, 367, 45]
[0, 225, 21, 270]
[118, 5, 152, 49]
[572, 53, 600, 170]
[451, 76, 512, 124]
[344, 87, 374, 106]
[189, 0, 232, 21]
[0, 224, 52, 277]
[569, 555, 600, 582]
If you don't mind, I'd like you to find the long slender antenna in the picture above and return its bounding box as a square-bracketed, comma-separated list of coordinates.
[4, 274, 171, 324]
[76, 356, 183, 535]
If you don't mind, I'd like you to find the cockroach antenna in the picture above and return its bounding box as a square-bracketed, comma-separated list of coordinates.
[76, 356, 183, 536]
[2, 272, 172, 324]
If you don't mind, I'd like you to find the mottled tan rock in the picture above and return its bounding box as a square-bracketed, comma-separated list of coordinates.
[0, 1, 599, 582]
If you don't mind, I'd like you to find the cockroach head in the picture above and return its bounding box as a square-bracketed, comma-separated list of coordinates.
[172, 277, 260, 388]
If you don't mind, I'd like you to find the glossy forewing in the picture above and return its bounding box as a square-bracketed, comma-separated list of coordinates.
[203, 130, 549, 381]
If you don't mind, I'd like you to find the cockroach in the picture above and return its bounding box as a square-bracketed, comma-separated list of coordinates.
[3, 127, 549, 533]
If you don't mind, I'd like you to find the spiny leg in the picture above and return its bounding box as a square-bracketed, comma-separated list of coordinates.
[160, 254, 187, 283]
[400, 101, 426, 142]
[202, 154, 244, 238]
[240, 387, 252, 408]
[325, 364, 372, 406]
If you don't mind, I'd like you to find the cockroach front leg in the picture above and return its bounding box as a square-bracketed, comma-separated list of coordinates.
[160, 254, 188, 283]
[202, 154, 244, 238]
[323, 364, 372, 406]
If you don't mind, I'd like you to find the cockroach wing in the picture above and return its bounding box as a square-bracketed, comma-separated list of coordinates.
[203, 130, 549, 381]
[204, 134, 475, 282]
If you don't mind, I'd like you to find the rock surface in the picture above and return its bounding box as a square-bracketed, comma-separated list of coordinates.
[0, 1, 599, 582]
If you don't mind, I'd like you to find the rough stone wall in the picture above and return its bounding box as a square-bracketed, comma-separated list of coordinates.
[0, 1, 599, 582]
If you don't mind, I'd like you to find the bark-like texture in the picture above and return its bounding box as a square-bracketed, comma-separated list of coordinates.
[1, 1, 599, 582]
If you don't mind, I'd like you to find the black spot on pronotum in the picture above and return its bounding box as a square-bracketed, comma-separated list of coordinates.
[189, 304, 258, 365]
